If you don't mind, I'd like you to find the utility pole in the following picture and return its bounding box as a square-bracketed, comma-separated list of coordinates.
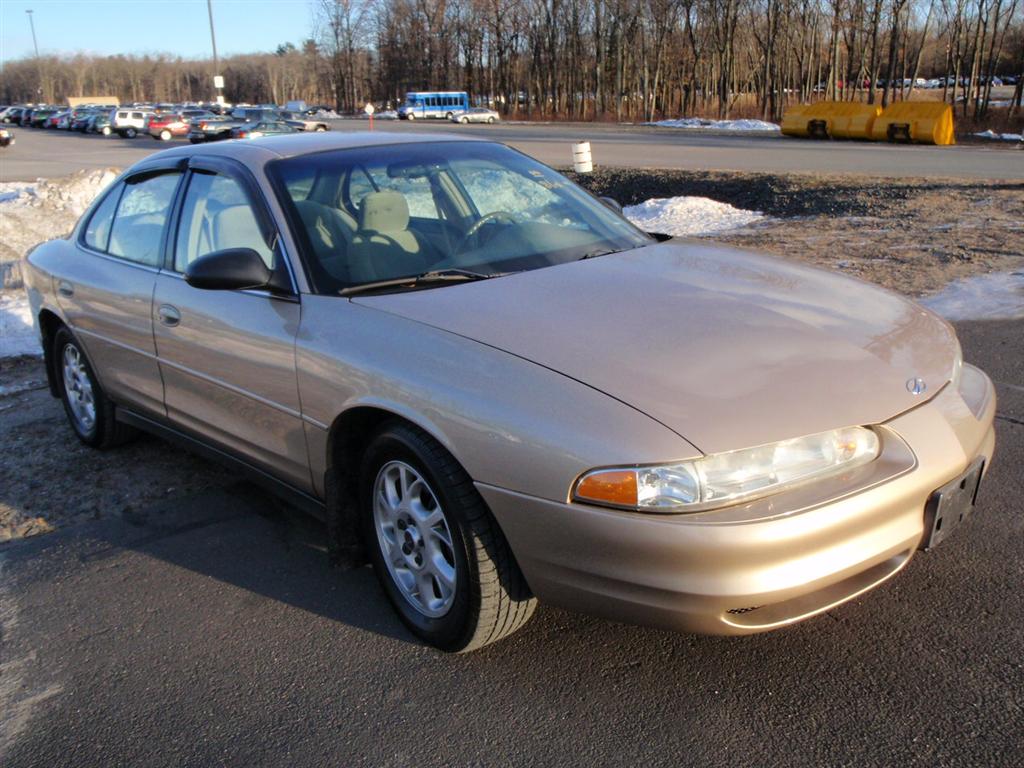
[206, 0, 224, 106]
[26, 9, 43, 102]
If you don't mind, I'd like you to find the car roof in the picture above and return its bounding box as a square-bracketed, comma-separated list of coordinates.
[151, 130, 488, 165]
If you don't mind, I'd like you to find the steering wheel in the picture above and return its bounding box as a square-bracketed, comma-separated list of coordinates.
[455, 211, 516, 254]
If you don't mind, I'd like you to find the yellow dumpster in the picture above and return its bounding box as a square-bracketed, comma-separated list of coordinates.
[828, 103, 882, 139]
[781, 101, 882, 140]
[781, 102, 834, 139]
[871, 102, 955, 145]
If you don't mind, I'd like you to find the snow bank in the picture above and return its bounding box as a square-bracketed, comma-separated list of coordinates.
[973, 130, 1022, 142]
[623, 196, 766, 237]
[646, 117, 781, 132]
[920, 271, 1024, 321]
[0, 293, 39, 360]
[0, 168, 118, 289]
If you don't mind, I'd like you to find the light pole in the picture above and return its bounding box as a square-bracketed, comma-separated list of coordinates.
[25, 9, 43, 102]
[206, 0, 224, 105]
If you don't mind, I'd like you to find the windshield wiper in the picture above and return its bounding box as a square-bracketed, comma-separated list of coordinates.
[340, 268, 499, 297]
[578, 247, 621, 261]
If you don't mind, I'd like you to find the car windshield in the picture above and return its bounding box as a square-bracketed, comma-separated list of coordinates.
[269, 141, 651, 294]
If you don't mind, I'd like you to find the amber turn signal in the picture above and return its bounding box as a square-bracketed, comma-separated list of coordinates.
[574, 469, 638, 507]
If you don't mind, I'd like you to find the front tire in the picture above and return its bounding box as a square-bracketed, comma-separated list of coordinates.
[359, 423, 536, 652]
[159, 129, 172, 141]
[123, 127, 137, 138]
[101, 125, 111, 135]
[459, 116, 469, 124]
[54, 327, 135, 449]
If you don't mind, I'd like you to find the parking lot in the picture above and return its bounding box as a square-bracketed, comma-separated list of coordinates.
[1, 129, 1023, 767]
[2, 117, 1023, 183]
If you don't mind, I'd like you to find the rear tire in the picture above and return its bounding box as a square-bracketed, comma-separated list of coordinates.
[53, 327, 136, 449]
[124, 127, 137, 139]
[359, 422, 536, 652]
[487, 117, 496, 124]
[101, 125, 111, 136]
[459, 116, 469, 124]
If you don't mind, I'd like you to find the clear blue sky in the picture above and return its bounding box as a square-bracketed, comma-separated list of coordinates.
[0, 0, 316, 64]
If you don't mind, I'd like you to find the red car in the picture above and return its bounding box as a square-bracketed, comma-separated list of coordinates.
[147, 113, 190, 141]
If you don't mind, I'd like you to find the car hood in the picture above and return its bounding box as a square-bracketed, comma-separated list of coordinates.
[354, 241, 958, 454]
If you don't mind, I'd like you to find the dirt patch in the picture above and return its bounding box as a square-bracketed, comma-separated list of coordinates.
[0, 357, 233, 543]
[570, 170, 1024, 296]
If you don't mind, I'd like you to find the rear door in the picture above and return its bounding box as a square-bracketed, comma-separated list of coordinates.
[152, 156, 311, 490]
[55, 167, 184, 416]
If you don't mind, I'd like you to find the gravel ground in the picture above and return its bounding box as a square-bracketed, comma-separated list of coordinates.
[571, 170, 1024, 295]
[2, 169, 1022, 541]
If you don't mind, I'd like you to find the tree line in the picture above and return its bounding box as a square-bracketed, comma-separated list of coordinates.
[1, 0, 1020, 122]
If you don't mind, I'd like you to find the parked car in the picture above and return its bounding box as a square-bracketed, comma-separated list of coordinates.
[450, 107, 500, 124]
[22, 133, 996, 652]
[0, 127, 13, 147]
[278, 110, 330, 132]
[189, 108, 288, 142]
[86, 111, 113, 135]
[28, 108, 58, 128]
[2, 106, 27, 124]
[148, 113, 191, 141]
[111, 108, 153, 138]
[229, 120, 297, 139]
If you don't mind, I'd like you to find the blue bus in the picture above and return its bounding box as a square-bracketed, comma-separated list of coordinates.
[398, 91, 469, 120]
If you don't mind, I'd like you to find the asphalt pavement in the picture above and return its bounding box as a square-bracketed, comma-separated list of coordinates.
[1, 317, 1021, 767]
[2, 119, 1022, 182]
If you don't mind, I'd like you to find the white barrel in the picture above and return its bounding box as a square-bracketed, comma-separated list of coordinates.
[572, 141, 593, 173]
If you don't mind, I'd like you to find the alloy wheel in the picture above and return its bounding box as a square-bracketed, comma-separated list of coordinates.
[61, 343, 96, 434]
[372, 460, 457, 618]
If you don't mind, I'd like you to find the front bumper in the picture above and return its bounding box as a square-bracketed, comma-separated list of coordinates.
[479, 365, 996, 635]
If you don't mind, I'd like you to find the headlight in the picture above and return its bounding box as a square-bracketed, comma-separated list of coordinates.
[573, 426, 880, 513]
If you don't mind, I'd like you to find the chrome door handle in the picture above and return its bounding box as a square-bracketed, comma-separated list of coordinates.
[57, 281, 74, 297]
[158, 304, 181, 327]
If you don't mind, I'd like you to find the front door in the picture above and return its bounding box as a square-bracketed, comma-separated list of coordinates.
[151, 161, 311, 491]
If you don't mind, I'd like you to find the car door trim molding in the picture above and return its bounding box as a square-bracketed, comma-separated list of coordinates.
[75, 326, 158, 361]
[156, 352, 303, 420]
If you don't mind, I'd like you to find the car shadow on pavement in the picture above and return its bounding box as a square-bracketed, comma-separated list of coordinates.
[81, 481, 419, 646]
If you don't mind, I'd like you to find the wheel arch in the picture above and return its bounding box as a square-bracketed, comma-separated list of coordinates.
[322, 403, 475, 569]
[37, 308, 65, 397]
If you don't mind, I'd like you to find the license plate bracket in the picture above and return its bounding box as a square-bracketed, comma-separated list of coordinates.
[920, 459, 984, 551]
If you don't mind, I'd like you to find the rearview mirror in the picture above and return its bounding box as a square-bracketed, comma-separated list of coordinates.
[184, 248, 273, 291]
[600, 196, 623, 213]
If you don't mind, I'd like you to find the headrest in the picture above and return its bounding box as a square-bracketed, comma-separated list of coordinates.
[359, 190, 410, 234]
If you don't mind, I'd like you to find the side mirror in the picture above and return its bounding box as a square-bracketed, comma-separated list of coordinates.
[600, 196, 623, 213]
[184, 248, 273, 291]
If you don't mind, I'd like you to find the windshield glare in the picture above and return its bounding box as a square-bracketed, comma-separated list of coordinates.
[268, 142, 651, 294]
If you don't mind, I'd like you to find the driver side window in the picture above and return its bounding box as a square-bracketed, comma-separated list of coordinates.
[174, 172, 275, 273]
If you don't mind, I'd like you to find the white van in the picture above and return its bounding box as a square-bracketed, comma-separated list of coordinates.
[111, 108, 152, 138]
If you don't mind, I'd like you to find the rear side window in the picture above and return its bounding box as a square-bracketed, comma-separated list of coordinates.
[82, 184, 123, 252]
[107, 172, 181, 267]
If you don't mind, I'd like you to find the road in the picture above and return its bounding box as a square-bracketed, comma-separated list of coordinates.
[1, 317, 1021, 767]
[2, 120, 1022, 182]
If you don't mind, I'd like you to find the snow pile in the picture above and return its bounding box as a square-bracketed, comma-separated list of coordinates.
[311, 109, 341, 119]
[0, 292, 39, 360]
[0, 168, 119, 289]
[973, 130, 1022, 142]
[647, 117, 781, 132]
[920, 271, 1024, 321]
[624, 196, 766, 237]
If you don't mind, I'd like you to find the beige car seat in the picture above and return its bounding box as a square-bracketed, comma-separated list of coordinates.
[292, 199, 358, 282]
[348, 190, 428, 282]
